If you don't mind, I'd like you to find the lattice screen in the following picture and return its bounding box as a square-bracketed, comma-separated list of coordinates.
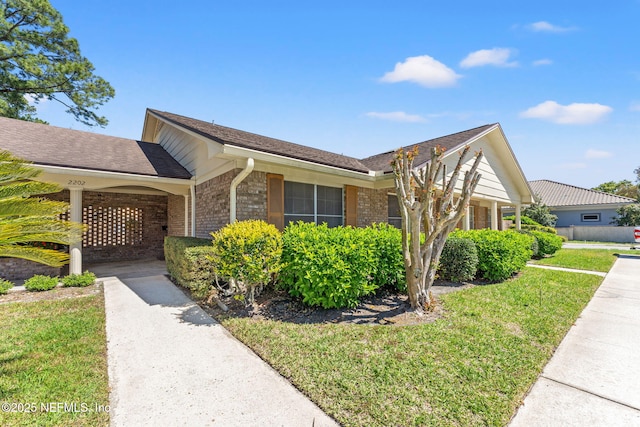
[82, 206, 144, 247]
[58, 205, 144, 247]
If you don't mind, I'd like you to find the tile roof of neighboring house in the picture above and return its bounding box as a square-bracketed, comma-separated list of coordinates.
[360, 123, 498, 173]
[148, 109, 372, 173]
[529, 179, 637, 207]
[0, 117, 192, 179]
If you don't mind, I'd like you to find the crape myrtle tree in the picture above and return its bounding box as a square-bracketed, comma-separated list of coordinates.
[0, 150, 83, 267]
[0, 0, 114, 126]
[392, 145, 483, 313]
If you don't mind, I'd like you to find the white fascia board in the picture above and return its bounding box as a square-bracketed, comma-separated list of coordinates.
[36, 164, 193, 195]
[221, 145, 377, 182]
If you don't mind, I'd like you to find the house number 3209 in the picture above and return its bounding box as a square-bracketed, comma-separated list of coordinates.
[68, 180, 86, 186]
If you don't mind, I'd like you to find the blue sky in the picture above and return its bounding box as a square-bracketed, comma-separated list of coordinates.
[37, 0, 640, 188]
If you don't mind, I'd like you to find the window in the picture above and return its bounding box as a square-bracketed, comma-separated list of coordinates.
[388, 194, 402, 229]
[468, 206, 475, 229]
[581, 213, 601, 222]
[284, 182, 343, 227]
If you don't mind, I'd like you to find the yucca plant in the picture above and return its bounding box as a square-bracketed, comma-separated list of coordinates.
[0, 150, 84, 267]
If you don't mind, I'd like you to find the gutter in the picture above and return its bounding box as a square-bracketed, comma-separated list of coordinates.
[229, 158, 254, 223]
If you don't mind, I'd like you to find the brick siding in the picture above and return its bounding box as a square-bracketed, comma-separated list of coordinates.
[357, 187, 389, 227]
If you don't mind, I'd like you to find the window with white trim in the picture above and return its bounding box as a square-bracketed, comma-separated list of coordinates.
[581, 213, 601, 222]
[284, 182, 343, 227]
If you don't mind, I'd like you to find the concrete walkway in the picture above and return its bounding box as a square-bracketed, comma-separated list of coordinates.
[93, 260, 338, 427]
[510, 255, 640, 426]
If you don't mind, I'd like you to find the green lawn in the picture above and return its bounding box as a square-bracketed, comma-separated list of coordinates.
[530, 248, 638, 272]
[222, 268, 603, 426]
[0, 294, 110, 427]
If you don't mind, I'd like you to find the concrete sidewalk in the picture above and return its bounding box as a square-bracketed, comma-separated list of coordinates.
[94, 261, 338, 427]
[510, 255, 640, 426]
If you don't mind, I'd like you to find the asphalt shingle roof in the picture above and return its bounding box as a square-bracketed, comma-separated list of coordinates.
[0, 117, 191, 179]
[360, 123, 497, 173]
[148, 109, 372, 173]
[530, 179, 637, 207]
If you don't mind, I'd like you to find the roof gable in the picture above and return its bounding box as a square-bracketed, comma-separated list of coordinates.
[147, 109, 371, 173]
[360, 124, 498, 173]
[0, 117, 191, 179]
[530, 179, 637, 207]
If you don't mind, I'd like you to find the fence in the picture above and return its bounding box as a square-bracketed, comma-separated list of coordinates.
[556, 225, 637, 243]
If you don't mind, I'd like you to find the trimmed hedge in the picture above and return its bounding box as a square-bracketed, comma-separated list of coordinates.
[164, 236, 216, 298]
[368, 223, 406, 292]
[211, 220, 282, 302]
[504, 215, 557, 234]
[281, 222, 380, 309]
[451, 229, 534, 281]
[438, 237, 478, 282]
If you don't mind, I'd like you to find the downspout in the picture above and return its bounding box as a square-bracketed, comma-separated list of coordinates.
[229, 158, 255, 224]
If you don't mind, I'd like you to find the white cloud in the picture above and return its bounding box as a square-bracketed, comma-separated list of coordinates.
[379, 55, 461, 88]
[365, 111, 426, 123]
[527, 21, 577, 33]
[533, 59, 553, 66]
[460, 48, 518, 68]
[520, 101, 612, 124]
[585, 149, 613, 159]
[630, 102, 640, 112]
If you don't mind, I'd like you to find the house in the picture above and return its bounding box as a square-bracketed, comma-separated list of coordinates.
[0, 110, 533, 279]
[529, 180, 637, 227]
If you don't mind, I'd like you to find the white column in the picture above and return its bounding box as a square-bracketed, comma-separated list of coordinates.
[190, 184, 196, 237]
[491, 201, 498, 230]
[463, 205, 470, 230]
[69, 188, 83, 275]
[515, 203, 522, 231]
[184, 194, 189, 237]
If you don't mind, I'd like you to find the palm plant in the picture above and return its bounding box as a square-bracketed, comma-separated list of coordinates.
[0, 150, 83, 267]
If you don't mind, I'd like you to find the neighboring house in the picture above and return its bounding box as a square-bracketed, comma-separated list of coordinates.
[529, 180, 637, 227]
[0, 111, 533, 279]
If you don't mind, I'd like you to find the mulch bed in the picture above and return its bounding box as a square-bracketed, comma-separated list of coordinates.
[197, 280, 481, 326]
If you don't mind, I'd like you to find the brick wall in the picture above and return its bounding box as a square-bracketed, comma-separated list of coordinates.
[194, 170, 234, 237]
[236, 171, 267, 222]
[357, 187, 389, 227]
[168, 194, 187, 236]
[0, 259, 61, 282]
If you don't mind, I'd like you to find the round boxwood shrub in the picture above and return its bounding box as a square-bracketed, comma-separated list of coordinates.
[211, 219, 282, 303]
[529, 230, 563, 257]
[438, 237, 478, 282]
[24, 275, 59, 292]
[0, 279, 13, 295]
[62, 271, 97, 287]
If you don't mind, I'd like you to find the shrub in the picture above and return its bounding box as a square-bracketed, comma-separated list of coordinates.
[211, 220, 282, 303]
[504, 215, 557, 234]
[24, 275, 58, 291]
[164, 236, 216, 298]
[368, 223, 406, 291]
[451, 229, 534, 281]
[529, 230, 563, 257]
[0, 279, 13, 294]
[280, 222, 378, 309]
[62, 271, 97, 287]
[438, 237, 478, 282]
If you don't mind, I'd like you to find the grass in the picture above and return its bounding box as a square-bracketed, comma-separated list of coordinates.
[222, 267, 603, 426]
[530, 248, 638, 272]
[0, 294, 110, 427]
